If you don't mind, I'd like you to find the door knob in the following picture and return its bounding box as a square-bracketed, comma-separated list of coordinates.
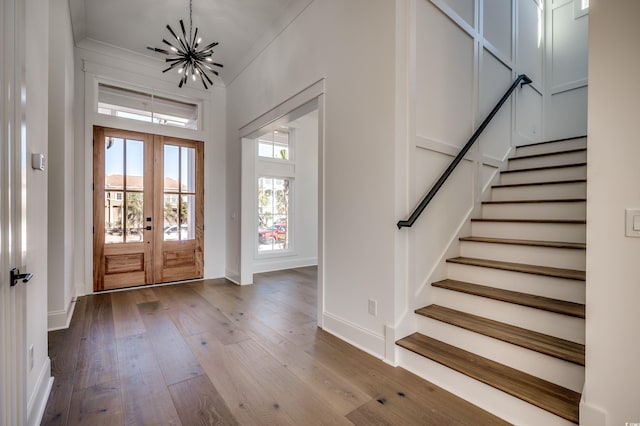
[10, 268, 33, 287]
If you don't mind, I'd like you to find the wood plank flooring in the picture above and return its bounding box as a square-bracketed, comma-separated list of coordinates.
[42, 267, 509, 426]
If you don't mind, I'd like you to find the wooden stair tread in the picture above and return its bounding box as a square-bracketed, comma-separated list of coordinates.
[447, 256, 585, 280]
[501, 162, 586, 174]
[492, 179, 586, 189]
[396, 333, 580, 423]
[415, 305, 585, 365]
[483, 198, 585, 205]
[515, 135, 586, 148]
[432, 279, 585, 318]
[472, 218, 586, 224]
[510, 148, 586, 161]
[459, 236, 586, 250]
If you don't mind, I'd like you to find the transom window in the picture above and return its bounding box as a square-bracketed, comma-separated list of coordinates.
[258, 129, 290, 160]
[97, 83, 199, 130]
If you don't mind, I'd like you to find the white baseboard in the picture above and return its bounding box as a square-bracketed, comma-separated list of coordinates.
[27, 357, 52, 426]
[225, 269, 241, 285]
[322, 311, 385, 360]
[47, 298, 77, 331]
[579, 396, 607, 426]
[253, 256, 317, 274]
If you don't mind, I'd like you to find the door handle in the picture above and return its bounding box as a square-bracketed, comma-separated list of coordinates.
[10, 268, 33, 287]
[146, 226, 152, 231]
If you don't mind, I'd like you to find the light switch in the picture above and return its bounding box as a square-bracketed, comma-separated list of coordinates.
[625, 209, 640, 237]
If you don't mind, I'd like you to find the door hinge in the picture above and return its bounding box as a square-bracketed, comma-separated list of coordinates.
[92, 226, 94, 234]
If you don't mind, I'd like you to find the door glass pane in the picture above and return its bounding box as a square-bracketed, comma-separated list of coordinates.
[105, 137, 124, 190]
[163, 194, 179, 241]
[104, 191, 124, 244]
[164, 145, 179, 191]
[125, 139, 144, 190]
[125, 192, 144, 243]
[180, 195, 196, 240]
[181, 147, 196, 193]
[257, 177, 290, 252]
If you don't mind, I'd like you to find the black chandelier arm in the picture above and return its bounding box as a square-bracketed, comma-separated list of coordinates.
[165, 25, 188, 53]
[194, 65, 211, 89]
[202, 41, 219, 51]
[147, 46, 171, 55]
[192, 27, 199, 48]
[161, 38, 182, 53]
[195, 63, 214, 84]
[179, 20, 190, 47]
[203, 65, 219, 76]
[162, 60, 187, 73]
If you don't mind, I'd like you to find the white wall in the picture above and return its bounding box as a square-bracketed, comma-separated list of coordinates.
[253, 110, 318, 273]
[226, 0, 396, 357]
[401, 0, 543, 334]
[544, 0, 588, 140]
[25, 0, 53, 422]
[48, 0, 76, 330]
[583, 0, 640, 424]
[72, 44, 227, 295]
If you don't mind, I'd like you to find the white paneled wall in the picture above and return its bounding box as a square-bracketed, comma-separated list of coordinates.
[407, 0, 544, 323]
[544, 0, 588, 140]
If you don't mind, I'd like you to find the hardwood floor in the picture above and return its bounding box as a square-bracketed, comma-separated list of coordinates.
[42, 267, 509, 425]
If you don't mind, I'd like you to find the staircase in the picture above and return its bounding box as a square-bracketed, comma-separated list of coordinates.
[397, 137, 587, 425]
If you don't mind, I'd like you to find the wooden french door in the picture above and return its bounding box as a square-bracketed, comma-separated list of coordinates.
[93, 126, 204, 291]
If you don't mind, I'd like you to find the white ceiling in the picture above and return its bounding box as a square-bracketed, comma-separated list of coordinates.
[68, 0, 313, 86]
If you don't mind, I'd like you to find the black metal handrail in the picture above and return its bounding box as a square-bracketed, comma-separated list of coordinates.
[397, 74, 532, 229]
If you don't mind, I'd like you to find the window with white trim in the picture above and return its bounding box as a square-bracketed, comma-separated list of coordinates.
[257, 177, 291, 252]
[255, 127, 295, 254]
[97, 83, 199, 130]
[258, 129, 291, 160]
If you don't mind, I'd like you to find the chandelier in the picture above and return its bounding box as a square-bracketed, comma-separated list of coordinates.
[147, 0, 223, 89]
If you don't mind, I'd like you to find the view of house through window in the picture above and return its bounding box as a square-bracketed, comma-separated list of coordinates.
[163, 145, 197, 241]
[257, 177, 290, 251]
[103, 138, 197, 244]
[104, 137, 145, 244]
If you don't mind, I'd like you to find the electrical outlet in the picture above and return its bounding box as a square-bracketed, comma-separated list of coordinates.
[368, 299, 377, 316]
[29, 344, 34, 371]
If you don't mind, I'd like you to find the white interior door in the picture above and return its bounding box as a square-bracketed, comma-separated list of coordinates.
[1, 0, 28, 422]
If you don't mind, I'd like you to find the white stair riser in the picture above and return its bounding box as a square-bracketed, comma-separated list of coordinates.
[508, 150, 586, 170]
[482, 201, 586, 220]
[460, 241, 586, 270]
[500, 165, 586, 185]
[471, 221, 586, 244]
[431, 287, 585, 344]
[515, 138, 587, 157]
[491, 182, 586, 201]
[397, 348, 578, 426]
[447, 262, 585, 303]
[415, 316, 584, 392]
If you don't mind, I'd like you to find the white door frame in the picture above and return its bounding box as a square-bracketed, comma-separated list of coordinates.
[238, 79, 326, 327]
[1, 0, 28, 422]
